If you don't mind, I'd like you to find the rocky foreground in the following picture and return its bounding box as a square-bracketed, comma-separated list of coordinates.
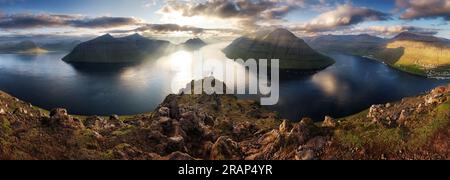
[0, 80, 448, 160]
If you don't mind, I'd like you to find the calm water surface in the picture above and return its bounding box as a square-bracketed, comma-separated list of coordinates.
[0, 43, 449, 120]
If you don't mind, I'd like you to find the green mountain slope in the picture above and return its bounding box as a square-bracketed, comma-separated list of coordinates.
[370, 32, 450, 77]
[223, 28, 335, 71]
[307, 32, 450, 78]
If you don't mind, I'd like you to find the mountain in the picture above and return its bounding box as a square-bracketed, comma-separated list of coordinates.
[62, 33, 172, 63]
[306, 34, 387, 55]
[0, 40, 48, 54]
[371, 32, 450, 77]
[0, 78, 448, 160]
[181, 38, 207, 50]
[391, 32, 446, 43]
[306, 32, 450, 78]
[41, 40, 82, 52]
[223, 28, 335, 70]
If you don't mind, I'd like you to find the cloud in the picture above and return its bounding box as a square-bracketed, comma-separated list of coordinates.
[68, 16, 142, 28]
[397, 0, 450, 20]
[0, 12, 143, 29]
[108, 23, 244, 37]
[134, 24, 205, 34]
[353, 25, 440, 36]
[158, 0, 301, 30]
[293, 4, 391, 32]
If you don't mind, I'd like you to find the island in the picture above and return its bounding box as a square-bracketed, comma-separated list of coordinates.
[223, 28, 335, 71]
[62, 33, 172, 63]
[181, 38, 207, 51]
[0, 41, 48, 54]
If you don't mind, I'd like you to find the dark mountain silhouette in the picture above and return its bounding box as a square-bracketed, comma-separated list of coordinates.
[63, 33, 171, 63]
[0, 40, 48, 54]
[306, 34, 387, 55]
[41, 40, 82, 52]
[181, 38, 207, 50]
[223, 28, 334, 70]
[392, 32, 447, 43]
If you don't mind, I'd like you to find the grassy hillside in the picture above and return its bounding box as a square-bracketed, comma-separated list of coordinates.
[331, 85, 449, 159]
[371, 40, 450, 77]
[306, 33, 450, 78]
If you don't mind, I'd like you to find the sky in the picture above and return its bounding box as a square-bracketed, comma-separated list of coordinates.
[0, 0, 449, 40]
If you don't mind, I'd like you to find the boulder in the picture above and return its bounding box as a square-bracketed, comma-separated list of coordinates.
[84, 116, 106, 130]
[167, 136, 185, 152]
[210, 136, 242, 160]
[416, 103, 425, 113]
[385, 103, 392, 108]
[14, 108, 27, 115]
[179, 112, 204, 137]
[287, 123, 311, 145]
[198, 112, 215, 126]
[322, 116, 336, 128]
[43, 108, 83, 128]
[50, 108, 68, 118]
[367, 105, 384, 119]
[0, 108, 6, 115]
[158, 107, 170, 117]
[259, 130, 280, 145]
[109, 115, 124, 128]
[232, 122, 257, 140]
[300, 118, 314, 126]
[397, 110, 409, 126]
[279, 120, 290, 133]
[295, 149, 315, 160]
[109, 114, 120, 121]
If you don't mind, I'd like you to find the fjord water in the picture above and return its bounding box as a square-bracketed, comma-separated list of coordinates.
[0, 43, 449, 120]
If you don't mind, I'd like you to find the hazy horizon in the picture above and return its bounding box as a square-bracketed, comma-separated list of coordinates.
[0, 0, 449, 43]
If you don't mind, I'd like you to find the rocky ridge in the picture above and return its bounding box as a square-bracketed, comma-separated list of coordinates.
[0, 79, 448, 160]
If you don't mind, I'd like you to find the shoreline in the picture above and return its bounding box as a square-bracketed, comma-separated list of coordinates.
[362, 55, 450, 79]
